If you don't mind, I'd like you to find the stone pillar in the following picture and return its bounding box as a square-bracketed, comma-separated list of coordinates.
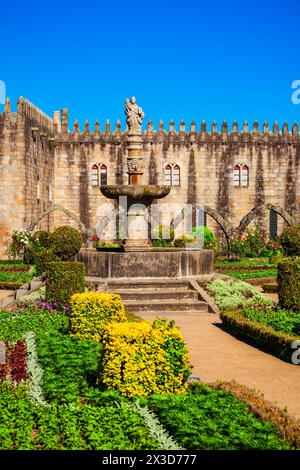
[127, 133, 144, 185]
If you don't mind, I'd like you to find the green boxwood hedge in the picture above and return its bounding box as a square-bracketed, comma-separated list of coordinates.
[220, 310, 299, 363]
[278, 259, 300, 312]
[45, 261, 85, 305]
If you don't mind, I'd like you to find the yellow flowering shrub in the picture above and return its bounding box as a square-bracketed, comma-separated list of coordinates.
[69, 292, 126, 342]
[100, 317, 191, 397]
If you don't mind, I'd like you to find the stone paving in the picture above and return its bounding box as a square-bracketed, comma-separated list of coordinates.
[139, 311, 300, 420]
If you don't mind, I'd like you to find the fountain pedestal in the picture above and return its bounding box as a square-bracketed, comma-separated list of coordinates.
[100, 111, 172, 251]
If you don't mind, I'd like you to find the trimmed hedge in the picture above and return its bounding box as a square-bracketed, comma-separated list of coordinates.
[262, 284, 278, 293]
[220, 310, 299, 363]
[0, 260, 24, 265]
[45, 262, 85, 305]
[69, 292, 126, 342]
[278, 259, 300, 312]
[0, 281, 23, 290]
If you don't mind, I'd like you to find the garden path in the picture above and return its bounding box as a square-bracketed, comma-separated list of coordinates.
[139, 311, 300, 419]
[0, 290, 12, 299]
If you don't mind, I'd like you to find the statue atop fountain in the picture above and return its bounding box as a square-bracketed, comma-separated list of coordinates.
[125, 96, 144, 135]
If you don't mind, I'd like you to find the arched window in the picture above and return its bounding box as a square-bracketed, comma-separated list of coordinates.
[100, 164, 107, 186]
[233, 165, 240, 187]
[164, 164, 180, 187]
[173, 164, 180, 186]
[165, 164, 172, 186]
[241, 165, 249, 187]
[92, 164, 99, 186]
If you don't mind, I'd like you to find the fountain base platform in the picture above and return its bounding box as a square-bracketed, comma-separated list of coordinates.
[77, 249, 214, 279]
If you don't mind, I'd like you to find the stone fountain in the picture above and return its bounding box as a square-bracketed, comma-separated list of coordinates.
[78, 97, 214, 279]
[101, 96, 171, 251]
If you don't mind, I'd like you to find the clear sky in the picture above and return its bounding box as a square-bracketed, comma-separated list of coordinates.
[1, 0, 299, 131]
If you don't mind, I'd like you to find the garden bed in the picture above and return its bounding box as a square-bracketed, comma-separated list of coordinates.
[0, 302, 297, 449]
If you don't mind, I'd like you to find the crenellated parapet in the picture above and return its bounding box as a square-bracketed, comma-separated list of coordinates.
[52, 116, 300, 146]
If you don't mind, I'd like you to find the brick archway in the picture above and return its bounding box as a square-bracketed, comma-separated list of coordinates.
[237, 203, 295, 236]
[27, 204, 89, 234]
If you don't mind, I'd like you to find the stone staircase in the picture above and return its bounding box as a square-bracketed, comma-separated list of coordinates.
[86, 277, 218, 315]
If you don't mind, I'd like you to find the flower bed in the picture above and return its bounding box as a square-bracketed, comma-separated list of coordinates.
[0, 291, 297, 449]
[0, 340, 27, 383]
[144, 383, 291, 450]
[0, 265, 36, 288]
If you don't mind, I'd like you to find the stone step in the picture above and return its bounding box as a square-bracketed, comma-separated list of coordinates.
[123, 299, 208, 313]
[136, 310, 208, 316]
[107, 279, 191, 291]
[110, 288, 198, 301]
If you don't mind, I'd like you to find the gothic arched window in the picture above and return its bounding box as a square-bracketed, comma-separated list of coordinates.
[241, 165, 249, 187]
[100, 164, 107, 186]
[165, 164, 172, 186]
[233, 165, 241, 187]
[164, 163, 180, 186]
[92, 164, 99, 186]
[173, 164, 180, 186]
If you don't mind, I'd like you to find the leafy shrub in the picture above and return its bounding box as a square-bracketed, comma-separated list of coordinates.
[228, 229, 282, 258]
[206, 278, 273, 310]
[0, 311, 69, 342]
[278, 259, 300, 312]
[35, 329, 101, 404]
[280, 224, 300, 257]
[145, 383, 291, 450]
[0, 383, 160, 450]
[50, 226, 83, 261]
[101, 318, 191, 398]
[220, 310, 299, 362]
[45, 261, 85, 306]
[32, 230, 51, 248]
[191, 226, 218, 252]
[243, 307, 300, 336]
[69, 292, 126, 342]
[151, 224, 174, 247]
[8, 230, 33, 259]
[173, 233, 196, 248]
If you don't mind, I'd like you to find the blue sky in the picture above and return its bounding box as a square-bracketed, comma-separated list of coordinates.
[1, 0, 299, 131]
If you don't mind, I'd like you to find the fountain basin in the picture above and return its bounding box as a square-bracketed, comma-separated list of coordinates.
[77, 249, 214, 278]
[101, 185, 171, 200]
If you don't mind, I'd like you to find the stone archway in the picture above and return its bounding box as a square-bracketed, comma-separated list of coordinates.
[237, 203, 295, 236]
[27, 204, 89, 234]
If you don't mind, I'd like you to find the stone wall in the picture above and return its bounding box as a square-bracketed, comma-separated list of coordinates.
[0, 98, 55, 257]
[52, 115, 300, 243]
[0, 99, 299, 257]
